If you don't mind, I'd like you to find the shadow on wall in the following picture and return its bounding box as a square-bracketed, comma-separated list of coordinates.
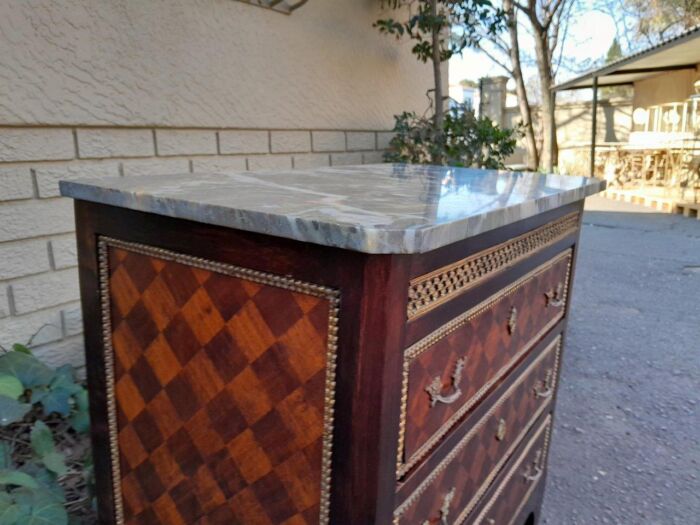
[603, 104, 620, 143]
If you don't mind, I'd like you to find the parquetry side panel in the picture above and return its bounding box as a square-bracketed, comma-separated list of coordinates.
[99, 238, 339, 525]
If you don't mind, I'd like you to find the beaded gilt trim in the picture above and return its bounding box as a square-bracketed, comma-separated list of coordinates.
[407, 212, 579, 319]
[397, 250, 572, 477]
[393, 338, 562, 524]
[97, 236, 340, 525]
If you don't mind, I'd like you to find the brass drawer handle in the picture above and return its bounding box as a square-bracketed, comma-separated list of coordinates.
[507, 306, 517, 335]
[495, 418, 507, 441]
[523, 449, 544, 483]
[523, 465, 543, 483]
[426, 357, 466, 407]
[544, 282, 566, 308]
[533, 369, 554, 399]
[422, 487, 456, 525]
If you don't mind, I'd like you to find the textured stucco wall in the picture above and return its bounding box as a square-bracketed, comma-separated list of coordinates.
[0, 0, 435, 367]
[0, 0, 432, 129]
[0, 126, 392, 367]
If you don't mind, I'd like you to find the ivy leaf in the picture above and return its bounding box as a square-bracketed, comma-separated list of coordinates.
[39, 453, 66, 478]
[26, 495, 67, 525]
[19, 465, 63, 500]
[0, 470, 39, 489]
[5, 490, 31, 521]
[68, 389, 90, 434]
[0, 353, 53, 389]
[50, 366, 80, 394]
[0, 376, 23, 401]
[39, 365, 80, 417]
[38, 390, 71, 418]
[10, 344, 31, 355]
[30, 422, 55, 458]
[0, 443, 12, 470]
[0, 492, 20, 525]
[0, 396, 31, 426]
[30, 422, 66, 477]
[9, 488, 67, 525]
[0, 493, 12, 507]
[0, 502, 23, 525]
[28, 388, 47, 405]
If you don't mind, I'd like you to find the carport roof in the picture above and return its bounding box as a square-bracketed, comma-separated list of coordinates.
[554, 25, 700, 91]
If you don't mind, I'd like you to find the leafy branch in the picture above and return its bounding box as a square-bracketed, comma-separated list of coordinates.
[0, 344, 93, 524]
[375, 0, 506, 164]
[384, 103, 521, 169]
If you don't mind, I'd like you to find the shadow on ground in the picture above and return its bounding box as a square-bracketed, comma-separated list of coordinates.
[540, 196, 700, 524]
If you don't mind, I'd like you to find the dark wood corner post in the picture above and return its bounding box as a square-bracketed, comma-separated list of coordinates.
[590, 76, 599, 178]
[331, 254, 411, 524]
[550, 88, 557, 171]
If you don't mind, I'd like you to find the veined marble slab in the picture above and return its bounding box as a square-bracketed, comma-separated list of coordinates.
[59, 164, 605, 254]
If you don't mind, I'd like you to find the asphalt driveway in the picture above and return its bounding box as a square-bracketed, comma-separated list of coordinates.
[540, 196, 700, 524]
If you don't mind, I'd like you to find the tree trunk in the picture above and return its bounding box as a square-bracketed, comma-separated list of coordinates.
[431, 0, 444, 164]
[533, 29, 558, 171]
[504, 0, 539, 171]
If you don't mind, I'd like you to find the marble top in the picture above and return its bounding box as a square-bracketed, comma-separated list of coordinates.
[59, 164, 604, 254]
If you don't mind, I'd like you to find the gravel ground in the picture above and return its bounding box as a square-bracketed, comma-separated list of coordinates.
[540, 196, 700, 524]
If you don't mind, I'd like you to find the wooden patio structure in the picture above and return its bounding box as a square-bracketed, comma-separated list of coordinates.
[553, 26, 700, 206]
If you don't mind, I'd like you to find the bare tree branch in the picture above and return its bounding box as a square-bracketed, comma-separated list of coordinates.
[476, 43, 515, 75]
[552, 0, 575, 77]
[542, 0, 565, 29]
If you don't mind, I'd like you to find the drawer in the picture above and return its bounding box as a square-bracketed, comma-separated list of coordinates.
[397, 250, 571, 476]
[393, 336, 561, 525]
[471, 415, 552, 525]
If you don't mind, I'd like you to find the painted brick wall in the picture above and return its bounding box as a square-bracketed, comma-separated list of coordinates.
[0, 127, 395, 368]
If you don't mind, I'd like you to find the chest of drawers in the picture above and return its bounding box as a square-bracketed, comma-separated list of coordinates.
[62, 164, 603, 524]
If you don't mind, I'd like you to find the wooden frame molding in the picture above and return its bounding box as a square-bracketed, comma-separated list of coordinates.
[97, 236, 341, 525]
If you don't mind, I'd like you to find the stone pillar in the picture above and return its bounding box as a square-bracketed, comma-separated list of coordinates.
[479, 76, 509, 127]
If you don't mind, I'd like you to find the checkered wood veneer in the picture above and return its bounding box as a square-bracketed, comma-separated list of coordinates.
[101, 239, 337, 525]
[399, 251, 571, 476]
[394, 337, 560, 525]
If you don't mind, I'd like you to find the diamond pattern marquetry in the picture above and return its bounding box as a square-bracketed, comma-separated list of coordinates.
[398, 251, 571, 476]
[101, 239, 337, 525]
[394, 340, 560, 525]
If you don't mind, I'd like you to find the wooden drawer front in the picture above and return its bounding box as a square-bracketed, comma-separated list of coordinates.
[99, 238, 339, 525]
[398, 250, 571, 476]
[471, 415, 552, 525]
[393, 337, 561, 525]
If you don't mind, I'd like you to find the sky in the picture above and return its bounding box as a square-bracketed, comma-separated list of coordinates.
[449, 8, 617, 92]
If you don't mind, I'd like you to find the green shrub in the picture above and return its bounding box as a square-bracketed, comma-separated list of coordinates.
[384, 104, 521, 169]
[0, 344, 93, 524]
